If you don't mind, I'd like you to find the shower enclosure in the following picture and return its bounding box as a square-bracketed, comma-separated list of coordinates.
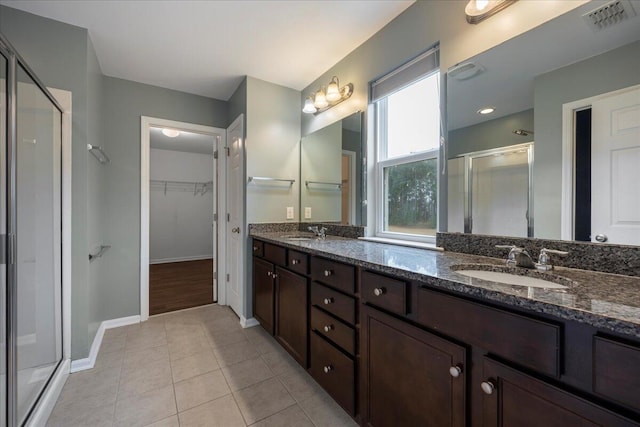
[1, 34, 64, 426]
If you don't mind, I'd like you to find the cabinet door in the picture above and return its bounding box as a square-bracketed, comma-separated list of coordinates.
[275, 266, 308, 366]
[481, 357, 639, 427]
[253, 257, 275, 335]
[361, 305, 466, 427]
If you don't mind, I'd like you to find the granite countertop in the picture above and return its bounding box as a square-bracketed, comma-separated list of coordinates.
[251, 231, 640, 339]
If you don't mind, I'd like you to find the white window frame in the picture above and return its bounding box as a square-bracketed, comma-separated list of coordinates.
[373, 73, 441, 244]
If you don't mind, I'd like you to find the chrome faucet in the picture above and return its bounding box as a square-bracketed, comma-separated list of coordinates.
[308, 226, 327, 240]
[496, 245, 536, 269]
[535, 248, 569, 271]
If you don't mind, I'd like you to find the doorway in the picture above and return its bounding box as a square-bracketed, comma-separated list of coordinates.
[561, 84, 640, 244]
[140, 118, 225, 320]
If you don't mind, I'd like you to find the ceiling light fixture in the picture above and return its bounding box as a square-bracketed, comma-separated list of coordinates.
[477, 107, 495, 115]
[303, 76, 353, 115]
[162, 128, 180, 138]
[465, 0, 517, 24]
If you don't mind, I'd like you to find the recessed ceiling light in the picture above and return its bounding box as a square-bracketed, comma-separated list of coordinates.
[477, 107, 495, 115]
[162, 128, 180, 138]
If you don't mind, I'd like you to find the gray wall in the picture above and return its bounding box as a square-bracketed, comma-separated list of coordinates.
[1, 5, 93, 358]
[100, 76, 228, 324]
[448, 109, 534, 158]
[533, 41, 640, 239]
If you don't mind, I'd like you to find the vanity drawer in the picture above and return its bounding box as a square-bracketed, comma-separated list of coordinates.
[418, 288, 560, 377]
[311, 282, 356, 325]
[252, 240, 264, 257]
[311, 257, 355, 294]
[361, 271, 408, 315]
[263, 242, 287, 266]
[593, 335, 640, 412]
[310, 332, 355, 415]
[287, 250, 309, 276]
[311, 306, 355, 355]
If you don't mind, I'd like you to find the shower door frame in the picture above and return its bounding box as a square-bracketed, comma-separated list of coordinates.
[1, 32, 72, 427]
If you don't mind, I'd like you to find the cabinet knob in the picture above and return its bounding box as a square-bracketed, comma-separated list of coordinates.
[449, 365, 462, 378]
[373, 287, 386, 296]
[481, 380, 495, 395]
[323, 365, 333, 374]
[292, 259, 299, 265]
[323, 325, 333, 332]
[323, 297, 334, 305]
[324, 270, 333, 277]
[272, 273, 278, 279]
[253, 246, 259, 251]
[232, 227, 240, 233]
[267, 271, 272, 277]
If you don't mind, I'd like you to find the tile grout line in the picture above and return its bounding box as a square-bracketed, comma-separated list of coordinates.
[166, 318, 181, 425]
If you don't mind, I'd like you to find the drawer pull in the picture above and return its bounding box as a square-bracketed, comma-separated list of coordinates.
[292, 259, 300, 265]
[373, 287, 386, 296]
[323, 365, 333, 374]
[481, 380, 495, 395]
[324, 270, 333, 277]
[323, 297, 334, 305]
[323, 325, 333, 332]
[449, 365, 462, 378]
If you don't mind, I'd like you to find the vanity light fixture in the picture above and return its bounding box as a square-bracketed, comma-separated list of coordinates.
[477, 107, 495, 115]
[162, 128, 180, 138]
[465, 0, 517, 24]
[303, 76, 354, 114]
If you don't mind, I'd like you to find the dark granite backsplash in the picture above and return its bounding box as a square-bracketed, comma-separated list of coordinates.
[437, 232, 640, 277]
[248, 222, 364, 238]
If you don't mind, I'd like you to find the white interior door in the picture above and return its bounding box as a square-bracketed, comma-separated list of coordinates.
[591, 85, 640, 245]
[225, 115, 244, 317]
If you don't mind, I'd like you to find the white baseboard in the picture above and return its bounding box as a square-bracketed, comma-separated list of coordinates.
[150, 255, 213, 264]
[26, 359, 70, 427]
[70, 315, 140, 373]
[240, 317, 259, 328]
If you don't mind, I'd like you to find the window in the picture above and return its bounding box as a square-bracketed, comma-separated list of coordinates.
[372, 46, 440, 241]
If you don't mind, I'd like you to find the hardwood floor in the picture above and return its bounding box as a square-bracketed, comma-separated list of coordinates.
[150, 259, 214, 315]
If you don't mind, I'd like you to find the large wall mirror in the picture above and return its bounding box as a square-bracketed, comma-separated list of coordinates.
[300, 112, 363, 225]
[446, 1, 640, 245]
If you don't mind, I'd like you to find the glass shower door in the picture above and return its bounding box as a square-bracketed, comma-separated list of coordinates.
[1, 50, 7, 427]
[14, 64, 62, 424]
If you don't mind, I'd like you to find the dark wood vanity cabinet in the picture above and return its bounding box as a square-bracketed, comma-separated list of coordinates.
[253, 257, 275, 335]
[275, 266, 308, 366]
[481, 357, 638, 427]
[253, 239, 640, 426]
[360, 305, 466, 427]
[252, 241, 309, 365]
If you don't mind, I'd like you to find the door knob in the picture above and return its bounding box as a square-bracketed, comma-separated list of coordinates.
[595, 234, 607, 243]
[232, 227, 240, 233]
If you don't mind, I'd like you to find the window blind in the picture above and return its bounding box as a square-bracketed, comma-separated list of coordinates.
[370, 44, 439, 103]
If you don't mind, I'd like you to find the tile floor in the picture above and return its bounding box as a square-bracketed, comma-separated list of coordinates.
[47, 304, 357, 427]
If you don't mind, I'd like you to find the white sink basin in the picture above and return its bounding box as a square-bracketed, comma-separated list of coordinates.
[454, 269, 568, 289]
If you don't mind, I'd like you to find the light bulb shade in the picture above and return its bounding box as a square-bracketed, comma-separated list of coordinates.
[325, 76, 341, 102]
[162, 128, 180, 138]
[314, 88, 329, 109]
[465, 0, 516, 24]
[302, 97, 317, 114]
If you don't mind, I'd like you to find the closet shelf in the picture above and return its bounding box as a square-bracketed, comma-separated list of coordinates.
[87, 144, 110, 164]
[150, 180, 213, 196]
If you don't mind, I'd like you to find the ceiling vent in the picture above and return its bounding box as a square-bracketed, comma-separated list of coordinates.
[582, 0, 637, 32]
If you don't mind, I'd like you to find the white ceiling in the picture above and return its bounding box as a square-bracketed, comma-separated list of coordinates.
[2, 0, 414, 100]
[150, 127, 214, 155]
